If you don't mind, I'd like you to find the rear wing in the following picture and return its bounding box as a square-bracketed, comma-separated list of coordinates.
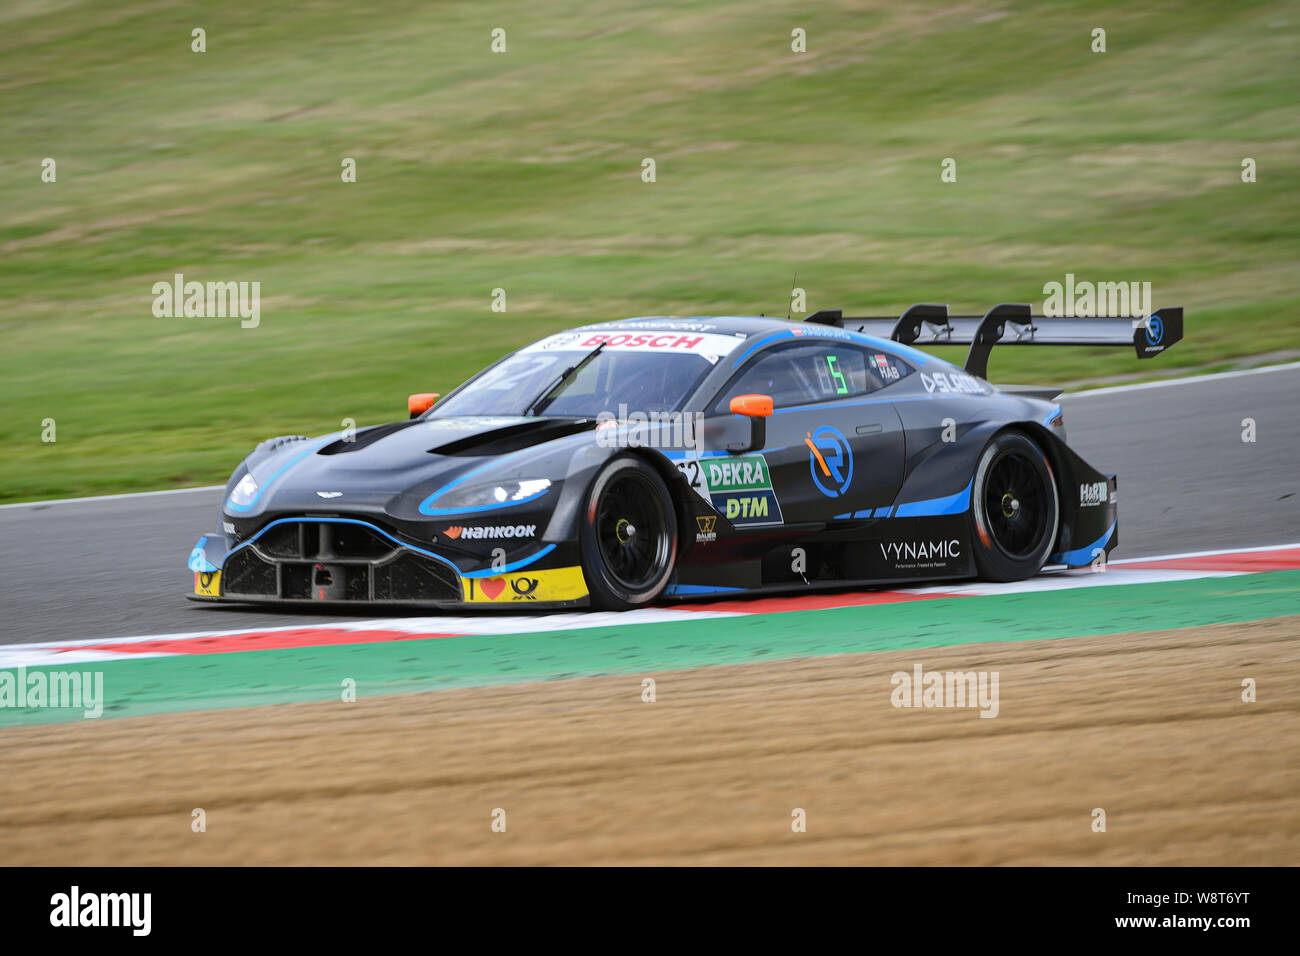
[806, 303, 1183, 379]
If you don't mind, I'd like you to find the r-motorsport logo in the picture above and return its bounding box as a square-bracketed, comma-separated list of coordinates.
[805, 426, 853, 498]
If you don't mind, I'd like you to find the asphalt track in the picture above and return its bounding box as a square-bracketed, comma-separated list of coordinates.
[2, 365, 1297, 645]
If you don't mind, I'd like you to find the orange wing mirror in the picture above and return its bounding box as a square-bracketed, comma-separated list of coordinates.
[729, 393, 773, 417]
[725, 394, 772, 452]
[408, 392, 441, 418]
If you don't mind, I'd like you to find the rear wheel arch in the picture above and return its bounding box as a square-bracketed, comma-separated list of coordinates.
[968, 426, 1062, 581]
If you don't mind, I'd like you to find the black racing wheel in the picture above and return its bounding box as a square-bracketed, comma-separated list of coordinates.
[580, 456, 677, 610]
[970, 431, 1060, 582]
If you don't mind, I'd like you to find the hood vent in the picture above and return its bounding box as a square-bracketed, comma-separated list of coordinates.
[429, 418, 594, 457]
[317, 420, 422, 455]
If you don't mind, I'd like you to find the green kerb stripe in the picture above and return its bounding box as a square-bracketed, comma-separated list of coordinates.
[2, 571, 1297, 726]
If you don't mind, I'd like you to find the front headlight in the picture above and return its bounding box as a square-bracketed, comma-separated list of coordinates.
[426, 477, 552, 513]
[228, 472, 260, 508]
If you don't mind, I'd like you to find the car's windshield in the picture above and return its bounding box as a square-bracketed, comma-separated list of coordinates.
[430, 329, 743, 418]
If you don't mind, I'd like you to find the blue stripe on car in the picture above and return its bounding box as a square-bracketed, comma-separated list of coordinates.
[892, 479, 973, 518]
[417, 455, 548, 516]
[1050, 521, 1116, 566]
[462, 544, 557, 578]
[226, 437, 335, 512]
[223, 516, 462, 576]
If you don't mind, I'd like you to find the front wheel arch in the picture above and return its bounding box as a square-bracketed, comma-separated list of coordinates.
[579, 455, 679, 610]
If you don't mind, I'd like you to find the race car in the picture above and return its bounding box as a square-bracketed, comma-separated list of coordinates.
[187, 302, 1183, 610]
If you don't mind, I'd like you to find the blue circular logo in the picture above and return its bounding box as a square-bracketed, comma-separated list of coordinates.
[807, 426, 854, 498]
[1145, 315, 1164, 346]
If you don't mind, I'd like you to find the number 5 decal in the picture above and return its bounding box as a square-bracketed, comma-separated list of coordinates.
[827, 354, 848, 394]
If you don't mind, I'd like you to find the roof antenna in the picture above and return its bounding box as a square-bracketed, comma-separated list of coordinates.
[787, 271, 797, 320]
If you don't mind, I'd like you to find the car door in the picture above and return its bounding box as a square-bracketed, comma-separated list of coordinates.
[700, 341, 906, 527]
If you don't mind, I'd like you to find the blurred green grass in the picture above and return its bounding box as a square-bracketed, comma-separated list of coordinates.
[1, 0, 1297, 501]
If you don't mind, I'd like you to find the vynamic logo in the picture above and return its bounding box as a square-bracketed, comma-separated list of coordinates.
[50, 886, 151, 936]
[805, 426, 853, 498]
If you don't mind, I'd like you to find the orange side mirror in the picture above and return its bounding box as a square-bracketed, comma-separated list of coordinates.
[408, 392, 441, 417]
[729, 393, 773, 418]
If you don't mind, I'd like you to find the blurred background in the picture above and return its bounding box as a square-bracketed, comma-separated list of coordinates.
[2, 0, 1297, 501]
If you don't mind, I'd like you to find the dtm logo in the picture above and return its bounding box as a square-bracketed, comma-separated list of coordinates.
[805, 426, 853, 498]
[1145, 314, 1165, 346]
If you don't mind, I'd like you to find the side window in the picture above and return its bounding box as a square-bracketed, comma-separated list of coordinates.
[713, 344, 870, 412]
[865, 351, 914, 390]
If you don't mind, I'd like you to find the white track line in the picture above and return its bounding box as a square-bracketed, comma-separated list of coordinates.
[1109, 541, 1300, 564]
[0, 606, 745, 654]
[1062, 361, 1300, 399]
[0, 485, 224, 510]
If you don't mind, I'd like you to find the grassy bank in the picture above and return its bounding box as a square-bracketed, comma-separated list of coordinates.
[1, 0, 1296, 500]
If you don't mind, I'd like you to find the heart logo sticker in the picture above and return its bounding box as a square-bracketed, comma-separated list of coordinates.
[480, 577, 505, 600]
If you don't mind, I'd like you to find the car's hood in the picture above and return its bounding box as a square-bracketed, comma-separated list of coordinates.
[227, 416, 594, 519]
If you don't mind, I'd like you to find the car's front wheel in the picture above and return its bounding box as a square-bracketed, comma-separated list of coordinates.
[970, 431, 1060, 582]
[580, 456, 677, 610]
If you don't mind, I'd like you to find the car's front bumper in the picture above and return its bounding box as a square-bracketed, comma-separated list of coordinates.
[187, 516, 590, 609]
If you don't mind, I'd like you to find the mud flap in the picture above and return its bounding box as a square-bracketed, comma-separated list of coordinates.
[1050, 464, 1118, 568]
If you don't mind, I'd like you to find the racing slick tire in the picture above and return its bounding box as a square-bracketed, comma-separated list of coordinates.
[580, 456, 678, 610]
[970, 430, 1060, 583]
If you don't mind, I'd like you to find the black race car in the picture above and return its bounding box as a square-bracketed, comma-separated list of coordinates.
[187, 303, 1182, 610]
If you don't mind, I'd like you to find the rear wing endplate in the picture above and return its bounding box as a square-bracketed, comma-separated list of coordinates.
[806, 303, 1183, 379]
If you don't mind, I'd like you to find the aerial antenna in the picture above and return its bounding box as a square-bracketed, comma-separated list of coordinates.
[787, 271, 798, 320]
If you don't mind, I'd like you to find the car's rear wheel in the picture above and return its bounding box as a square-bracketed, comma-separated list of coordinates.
[580, 456, 677, 610]
[970, 431, 1059, 582]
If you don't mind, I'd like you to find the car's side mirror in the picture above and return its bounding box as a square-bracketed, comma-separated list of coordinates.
[726, 393, 773, 451]
[408, 393, 440, 418]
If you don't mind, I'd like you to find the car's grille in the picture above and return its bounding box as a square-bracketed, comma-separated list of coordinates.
[256, 521, 394, 560]
[373, 552, 461, 601]
[224, 519, 461, 603]
[223, 549, 278, 597]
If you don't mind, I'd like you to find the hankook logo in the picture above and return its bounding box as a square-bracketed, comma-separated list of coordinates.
[444, 524, 536, 540]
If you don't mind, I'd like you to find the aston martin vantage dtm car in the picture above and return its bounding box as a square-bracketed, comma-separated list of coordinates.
[188, 302, 1182, 610]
